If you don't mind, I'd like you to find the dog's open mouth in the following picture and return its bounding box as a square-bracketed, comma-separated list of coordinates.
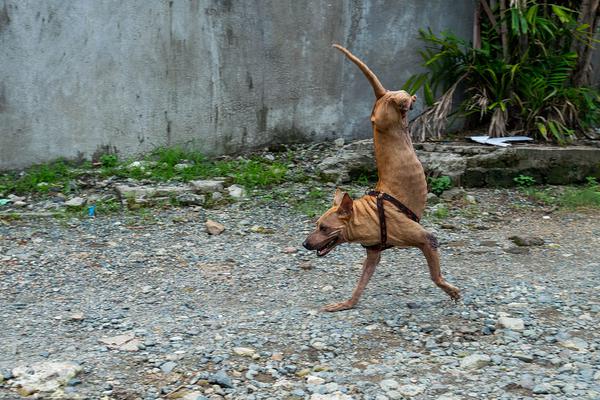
[316, 237, 338, 257]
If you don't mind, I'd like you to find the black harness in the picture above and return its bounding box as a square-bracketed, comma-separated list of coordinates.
[363, 190, 421, 251]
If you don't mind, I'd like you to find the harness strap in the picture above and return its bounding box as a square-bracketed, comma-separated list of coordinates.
[363, 190, 420, 251]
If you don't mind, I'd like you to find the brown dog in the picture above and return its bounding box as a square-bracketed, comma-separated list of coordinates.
[302, 44, 461, 312]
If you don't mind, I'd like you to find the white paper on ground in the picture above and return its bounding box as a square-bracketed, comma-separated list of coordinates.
[469, 135, 533, 147]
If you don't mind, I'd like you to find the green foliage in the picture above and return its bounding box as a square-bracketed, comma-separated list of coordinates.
[0, 160, 76, 194]
[100, 154, 118, 168]
[1, 146, 289, 197]
[514, 174, 536, 187]
[404, 1, 600, 143]
[559, 178, 600, 208]
[429, 175, 452, 195]
[293, 188, 329, 217]
[430, 204, 450, 219]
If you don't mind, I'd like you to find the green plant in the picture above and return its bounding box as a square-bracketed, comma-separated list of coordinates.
[430, 204, 450, 219]
[585, 176, 598, 187]
[405, 1, 600, 143]
[293, 187, 329, 217]
[514, 174, 536, 187]
[100, 154, 118, 168]
[559, 185, 600, 208]
[429, 176, 452, 195]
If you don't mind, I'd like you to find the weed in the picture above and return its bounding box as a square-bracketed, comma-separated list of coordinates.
[292, 187, 329, 218]
[429, 176, 452, 196]
[514, 175, 536, 187]
[430, 204, 449, 219]
[559, 184, 600, 209]
[100, 154, 118, 168]
[0, 160, 76, 194]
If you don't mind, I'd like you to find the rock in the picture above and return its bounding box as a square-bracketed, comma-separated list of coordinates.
[307, 375, 326, 385]
[512, 353, 534, 363]
[68, 312, 84, 321]
[310, 393, 354, 400]
[127, 160, 155, 170]
[557, 337, 588, 352]
[321, 285, 333, 292]
[379, 379, 399, 392]
[64, 197, 86, 207]
[209, 370, 233, 388]
[334, 138, 345, 147]
[505, 246, 530, 254]
[317, 139, 375, 183]
[176, 193, 205, 206]
[398, 384, 425, 397]
[509, 235, 545, 246]
[190, 180, 224, 194]
[283, 247, 298, 254]
[227, 184, 246, 198]
[427, 192, 440, 204]
[11, 361, 82, 396]
[460, 354, 491, 370]
[174, 163, 192, 171]
[205, 220, 225, 235]
[497, 317, 525, 331]
[233, 347, 255, 357]
[465, 194, 477, 204]
[99, 332, 141, 351]
[533, 383, 560, 394]
[440, 187, 466, 201]
[160, 361, 177, 374]
[115, 184, 190, 199]
[182, 392, 208, 400]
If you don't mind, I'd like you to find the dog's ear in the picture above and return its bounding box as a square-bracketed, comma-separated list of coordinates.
[410, 94, 417, 110]
[333, 188, 344, 206]
[336, 193, 354, 218]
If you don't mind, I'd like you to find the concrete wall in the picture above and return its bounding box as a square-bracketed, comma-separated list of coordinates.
[0, 0, 474, 170]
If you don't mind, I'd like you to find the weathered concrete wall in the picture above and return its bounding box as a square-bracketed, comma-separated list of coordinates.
[0, 0, 473, 170]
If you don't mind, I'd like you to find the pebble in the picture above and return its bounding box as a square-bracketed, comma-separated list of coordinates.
[496, 316, 525, 331]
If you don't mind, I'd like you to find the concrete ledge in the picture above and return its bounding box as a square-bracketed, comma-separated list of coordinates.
[317, 140, 600, 187]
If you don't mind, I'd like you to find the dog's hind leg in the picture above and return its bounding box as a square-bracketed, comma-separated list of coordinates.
[322, 248, 382, 312]
[419, 232, 461, 301]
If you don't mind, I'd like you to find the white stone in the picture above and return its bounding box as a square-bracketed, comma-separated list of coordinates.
[227, 184, 246, 198]
[398, 384, 425, 397]
[496, 316, 525, 331]
[379, 379, 399, 392]
[65, 197, 86, 207]
[306, 375, 326, 385]
[232, 347, 255, 357]
[190, 180, 224, 193]
[12, 361, 82, 396]
[310, 392, 354, 400]
[334, 138, 345, 147]
[460, 353, 491, 369]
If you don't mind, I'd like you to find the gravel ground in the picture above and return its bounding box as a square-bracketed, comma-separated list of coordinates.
[1, 187, 599, 399]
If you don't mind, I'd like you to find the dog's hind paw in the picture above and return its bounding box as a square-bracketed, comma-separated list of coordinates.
[321, 300, 356, 312]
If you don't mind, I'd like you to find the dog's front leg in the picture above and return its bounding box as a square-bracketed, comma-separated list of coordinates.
[322, 248, 382, 312]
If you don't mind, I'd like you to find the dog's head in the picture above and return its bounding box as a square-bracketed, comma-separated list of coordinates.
[371, 91, 417, 130]
[302, 189, 353, 257]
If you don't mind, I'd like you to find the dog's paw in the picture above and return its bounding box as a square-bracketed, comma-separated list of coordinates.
[321, 300, 355, 312]
[446, 286, 461, 302]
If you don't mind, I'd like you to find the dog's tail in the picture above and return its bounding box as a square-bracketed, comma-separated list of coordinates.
[332, 44, 387, 99]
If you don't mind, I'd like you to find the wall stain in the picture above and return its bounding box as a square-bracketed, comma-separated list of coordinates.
[256, 106, 268, 133]
[0, 83, 7, 113]
[0, 1, 11, 32]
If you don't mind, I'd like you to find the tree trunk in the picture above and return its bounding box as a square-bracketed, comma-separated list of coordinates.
[571, 0, 600, 87]
[474, 0, 482, 49]
[499, 0, 510, 62]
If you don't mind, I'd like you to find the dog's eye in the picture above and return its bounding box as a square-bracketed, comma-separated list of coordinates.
[319, 225, 327, 232]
